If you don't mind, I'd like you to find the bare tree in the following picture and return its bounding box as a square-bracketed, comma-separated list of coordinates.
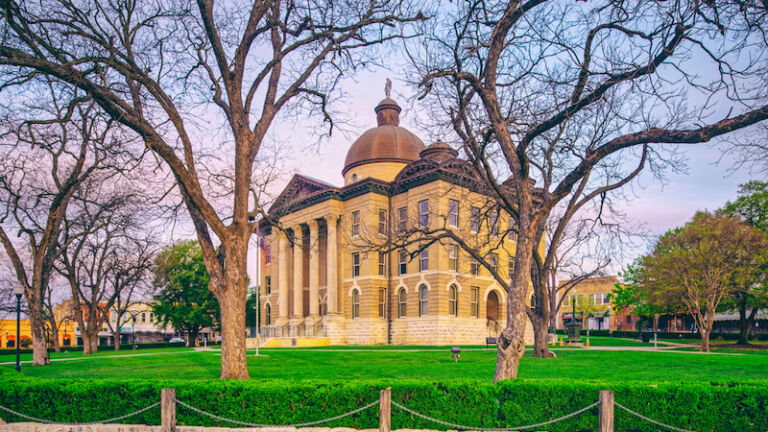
[405, 1, 768, 380]
[0, 0, 426, 378]
[0, 80, 131, 365]
[104, 245, 154, 351]
[56, 181, 155, 354]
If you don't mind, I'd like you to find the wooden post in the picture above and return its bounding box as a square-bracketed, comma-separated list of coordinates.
[379, 386, 391, 432]
[598, 390, 614, 432]
[161, 388, 176, 432]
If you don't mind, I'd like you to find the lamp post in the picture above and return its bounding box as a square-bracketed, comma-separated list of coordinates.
[13, 282, 24, 372]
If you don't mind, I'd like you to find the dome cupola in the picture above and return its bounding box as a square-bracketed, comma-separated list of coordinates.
[342, 80, 425, 184]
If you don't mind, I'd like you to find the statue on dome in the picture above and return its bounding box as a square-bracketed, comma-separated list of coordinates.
[385, 78, 392, 98]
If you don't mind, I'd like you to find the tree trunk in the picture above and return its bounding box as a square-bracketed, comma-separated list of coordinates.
[49, 320, 61, 353]
[82, 331, 99, 354]
[737, 305, 757, 345]
[531, 315, 554, 358]
[113, 330, 121, 351]
[494, 226, 535, 382]
[700, 329, 710, 352]
[190, 327, 201, 347]
[219, 292, 249, 378]
[215, 242, 250, 379]
[28, 306, 50, 365]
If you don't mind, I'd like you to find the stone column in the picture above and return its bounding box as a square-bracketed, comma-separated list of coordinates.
[325, 214, 340, 314]
[277, 230, 289, 322]
[292, 225, 304, 322]
[308, 219, 320, 322]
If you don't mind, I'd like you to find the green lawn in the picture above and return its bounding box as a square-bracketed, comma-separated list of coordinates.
[4, 343, 768, 383]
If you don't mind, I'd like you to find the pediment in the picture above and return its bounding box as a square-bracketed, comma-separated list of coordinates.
[268, 175, 335, 216]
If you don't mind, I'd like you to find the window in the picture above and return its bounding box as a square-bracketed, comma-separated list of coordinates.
[149, 312, 154, 323]
[490, 211, 499, 236]
[490, 253, 498, 274]
[351, 211, 360, 236]
[471, 287, 479, 318]
[626, 315, 632, 324]
[398, 288, 407, 318]
[379, 209, 388, 235]
[265, 245, 272, 264]
[508, 218, 517, 242]
[111, 311, 117, 322]
[398, 206, 407, 233]
[448, 199, 459, 227]
[470, 260, 480, 276]
[399, 250, 408, 275]
[508, 256, 515, 281]
[470, 207, 480, 233]
[352, 252, 360, 277]
[419, 248, 429, 272]
[352, 173, 358, 182]
[378, 252, 387, 276]
[378, 288, 386, 318]
[603, 293, 611, 305]
[419, 285, 429, 316]
[141, 312, 146, 323]
[448, 245, 458, 271]
[265, 304, 271, 325]
[265, 275, 271, 294]
[419, 200, 429, 227]
[448, 284, 458, 316]
[352, 289, 360, 319]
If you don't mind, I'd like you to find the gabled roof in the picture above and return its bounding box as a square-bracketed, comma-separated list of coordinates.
[268, 174, 339, 217]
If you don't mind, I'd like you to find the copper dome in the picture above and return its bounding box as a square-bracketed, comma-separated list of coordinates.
[342, 98, 425, 175]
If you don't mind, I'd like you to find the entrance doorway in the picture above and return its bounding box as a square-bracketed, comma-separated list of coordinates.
[486, 290, 500, 321]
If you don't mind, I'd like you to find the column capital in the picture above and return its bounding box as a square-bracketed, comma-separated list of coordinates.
[324, 213, 341, 224]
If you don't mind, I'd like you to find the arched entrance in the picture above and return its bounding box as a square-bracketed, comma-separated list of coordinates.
[486, 290, 500, 321]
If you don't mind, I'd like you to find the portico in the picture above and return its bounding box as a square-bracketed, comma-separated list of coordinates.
[263, 208, 342, 339]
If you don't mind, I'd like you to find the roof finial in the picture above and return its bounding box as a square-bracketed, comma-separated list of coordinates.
[385, 78, 392, 99]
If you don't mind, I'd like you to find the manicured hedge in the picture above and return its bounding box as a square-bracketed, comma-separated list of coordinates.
[554, 328, 768, 341]
[0, 341, 186, 356]
[0, 374, 766, 431]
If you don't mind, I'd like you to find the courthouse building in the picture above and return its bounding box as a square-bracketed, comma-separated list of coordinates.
[258, 93, 533, 345]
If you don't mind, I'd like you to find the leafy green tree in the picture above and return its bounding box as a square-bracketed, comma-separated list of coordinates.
[722, 181, 768, 344]
[724, 181, 768, 233]
[152, 241, 219, 347]
[610, 261, 673, 331]
[635, 212, 768, 352]
[245, 288, 259, 330]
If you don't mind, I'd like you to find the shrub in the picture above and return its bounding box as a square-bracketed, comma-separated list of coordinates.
[0, 376, 766, 431]
[0, 341, 186, 356]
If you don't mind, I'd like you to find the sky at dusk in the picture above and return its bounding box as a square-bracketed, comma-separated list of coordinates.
[245, 69, 761, 284]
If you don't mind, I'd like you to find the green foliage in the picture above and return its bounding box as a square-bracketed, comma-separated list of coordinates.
[0, 375, 766, 431]
[723, 180, 768, 233]
[0, 341, 186, 356]
[152, 241, 218, 339]
[245, 288, 259, 328]
[608, 260, 666, 329]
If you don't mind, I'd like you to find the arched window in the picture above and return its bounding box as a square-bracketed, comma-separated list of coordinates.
[448, 284, 458, 316]
[352, 289, 360, 319]
[398, 288, 407, 318]
[265, 304, 271, 326]
[352, 173, 358, 182]
[419, 285, 429, 317]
